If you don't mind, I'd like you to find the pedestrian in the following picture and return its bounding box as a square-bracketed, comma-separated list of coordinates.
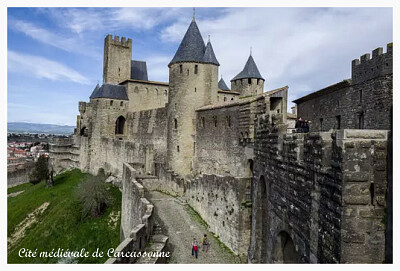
[202, 234, 210, 253]
[303, 120, 310, 133]
[192, 238, 198, 259]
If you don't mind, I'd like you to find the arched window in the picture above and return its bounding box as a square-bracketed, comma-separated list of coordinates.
[174, 118, 178, 129]
[115, 116, 126, 135]
[164, 90, 168, 96]
[274, 231, 300, 263]
[110, 100, 113, 106]
[224, 97, 227, 102]
[120, 101, 123, 106]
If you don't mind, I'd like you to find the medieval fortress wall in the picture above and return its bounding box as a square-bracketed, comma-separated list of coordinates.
[50, 17, 392, 263]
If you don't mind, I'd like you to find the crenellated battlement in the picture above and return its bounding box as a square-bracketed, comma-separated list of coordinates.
[105, 34, 132, 48]
[351, 43, 393, 84]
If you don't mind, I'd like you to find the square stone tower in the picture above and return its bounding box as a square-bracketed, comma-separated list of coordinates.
[103, 34, 132, 84]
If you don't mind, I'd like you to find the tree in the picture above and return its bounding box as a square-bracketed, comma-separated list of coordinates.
[29, 155, 49, 185]
[76, 176, 112, 218]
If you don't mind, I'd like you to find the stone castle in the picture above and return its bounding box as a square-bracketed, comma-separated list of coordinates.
[50, 15, 393, 263]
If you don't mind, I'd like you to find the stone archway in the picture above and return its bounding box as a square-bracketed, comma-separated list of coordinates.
[115, 116, 126, 135]
[274, 231, 300, 263]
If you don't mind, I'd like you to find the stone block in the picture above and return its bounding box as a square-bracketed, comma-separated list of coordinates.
[343, 194, 369, 205]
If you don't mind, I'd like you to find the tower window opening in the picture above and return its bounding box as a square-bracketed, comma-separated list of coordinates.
[358, 113, 364, 129]
[179, 65, 183, 73]
[120, 101, 123, 106]
[177, 145, 180, 152]
[195, 65, 198, 74]
[248, 78, 252, 84]
[319, 118, 323, 131]
[224, 97, 227, 102]
[257, 79, 260, 85]
[187, 69, 189, 75]
[174, 118, 178, 129]
[110, 100, 113, 106]
[164, 90, 168, 96]
[226, 116, 231, 128]
[336, 115, 341, 129]
[213, 116, 217, 127]
[115, 116, 126, 135]
[195, 88, 197, 92]
[359, 89, 363, 103]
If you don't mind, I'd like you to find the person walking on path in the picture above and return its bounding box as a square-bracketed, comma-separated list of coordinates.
[202, 234, 210, 253]
[192, 238, 198, 259]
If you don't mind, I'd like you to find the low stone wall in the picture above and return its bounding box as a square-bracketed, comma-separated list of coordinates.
[7, 162, 34, 188]
[106, 163, 168, 264]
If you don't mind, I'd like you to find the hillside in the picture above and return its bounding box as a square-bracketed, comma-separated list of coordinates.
[7, 169, 122, 263]
[8, 122, 75, 135]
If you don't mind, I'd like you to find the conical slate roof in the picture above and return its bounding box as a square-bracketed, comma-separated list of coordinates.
[202, 41, 219, 65]
[231, 55, 264, 81]
[218, 78, 230, 91]
[89, 83, 100, 99]
[169, 21, 206, 65]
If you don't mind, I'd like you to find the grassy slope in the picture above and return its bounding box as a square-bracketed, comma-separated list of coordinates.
[7, 169, 122, 263]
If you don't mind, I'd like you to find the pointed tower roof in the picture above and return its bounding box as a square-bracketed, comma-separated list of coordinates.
[231, 55, 264, 81]
[203, 41, 219, 66]
[89, 83, 100, 99]
[218, 78, 230, 91]
[169, 21, 206, 66]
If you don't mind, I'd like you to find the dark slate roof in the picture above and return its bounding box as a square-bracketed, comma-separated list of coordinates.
[231, 55, 264, 81]
[218, 78, 230, 91]
[90, 84, 129, 100]
[131, 60, 148, 81]
[202, 41, 219, 66]
[89, 83, 100, 99]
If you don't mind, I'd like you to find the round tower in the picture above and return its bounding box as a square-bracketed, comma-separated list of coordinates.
[167, 18, 219, 177]
[231, 54, 265, 97]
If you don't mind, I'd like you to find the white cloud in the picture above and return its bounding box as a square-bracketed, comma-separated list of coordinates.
[8, 51, 91, 85]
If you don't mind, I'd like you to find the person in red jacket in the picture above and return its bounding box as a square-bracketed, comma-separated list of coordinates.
[192, 238, 198, 259]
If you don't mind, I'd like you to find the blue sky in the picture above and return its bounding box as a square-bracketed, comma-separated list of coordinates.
[7, 7, 392, 125]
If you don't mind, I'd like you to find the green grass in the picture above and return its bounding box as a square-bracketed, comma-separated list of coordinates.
[7, 169, 122, 264]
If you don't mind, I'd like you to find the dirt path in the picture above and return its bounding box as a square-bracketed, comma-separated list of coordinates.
[7, 202, 50, 250]
[148, 191, 240, 264]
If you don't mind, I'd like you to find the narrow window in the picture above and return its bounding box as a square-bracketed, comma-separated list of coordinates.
[359, 90, 363, 103]
[177, 145, 180, 152]
[174, 118, 178, 129]
[179, 65, 183, 73]
[224, 97, 227, 102]
[336, 115, 341, 129]
[187, 69, 189, 75]
[194, 65, 198, 74]
[248, 78, 252, 84]
[226, 116, 231, 128]
[195, 87, 197, 92]
[213, 116, 217, 127]
[319, 118, 323, 131]
[257, 79, 260, 85]
[217, 96, 220, 102]
[201, 117, 205, 128]
[120, 101, 123, 106]
[358, 113, 364, 129]
[110, 100, 113, 106]
[193, 142, 196, 154]
[164, 90, 168, 96]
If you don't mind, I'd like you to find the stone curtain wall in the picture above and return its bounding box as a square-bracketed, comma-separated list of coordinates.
[7, 162, 35, 187]
[78, 107, 168, 178]
[249, 113, 389, 263]
[106, 163, 166, 264]
[185, 175, 252, 256]
[296, 44, 392, 132]
[49, 137, 80, 173]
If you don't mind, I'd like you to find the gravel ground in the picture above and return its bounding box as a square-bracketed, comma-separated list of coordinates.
[148, 191, 240, 264]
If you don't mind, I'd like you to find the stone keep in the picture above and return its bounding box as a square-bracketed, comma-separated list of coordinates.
[103, 35, 132, 84]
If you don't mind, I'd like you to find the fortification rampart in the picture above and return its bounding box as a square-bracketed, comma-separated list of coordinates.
[106, 163, 168, 264]
[249, 112, 389, 263]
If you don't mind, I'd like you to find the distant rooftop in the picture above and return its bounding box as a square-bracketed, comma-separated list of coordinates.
[131, 60, 148, 81]
[218, 78, 230, 91]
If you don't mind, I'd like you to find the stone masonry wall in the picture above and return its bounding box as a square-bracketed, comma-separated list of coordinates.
[249, 112, 389, 263]
[185, 175, 252, 256]
[296, 44, 393, 132]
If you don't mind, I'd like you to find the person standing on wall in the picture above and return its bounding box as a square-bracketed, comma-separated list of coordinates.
[192, 238, 198, 259]
[202, 234, 210, 253]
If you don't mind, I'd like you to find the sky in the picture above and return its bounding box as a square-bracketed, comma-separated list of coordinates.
[7, 7, 393, 126]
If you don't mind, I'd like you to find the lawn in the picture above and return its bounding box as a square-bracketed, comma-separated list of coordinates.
[7, 169, 122, 263]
